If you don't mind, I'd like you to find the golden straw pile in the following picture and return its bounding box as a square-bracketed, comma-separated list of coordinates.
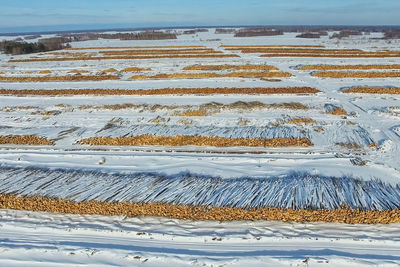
[0, 87, 320, 96]
[129, 72, 292, 80]
[78, 135, 313, 147]
[299, 64, 400, 70]
[312, 71, 400, 78]
[0, 194, 399, 224]
[342, 87, 400, 94]
[0, 135, 53, 145]
[183, 64, 279, 71]
[0, 75, 119, 82]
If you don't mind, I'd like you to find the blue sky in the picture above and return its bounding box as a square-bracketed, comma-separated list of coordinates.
[0, 0, 399, 33]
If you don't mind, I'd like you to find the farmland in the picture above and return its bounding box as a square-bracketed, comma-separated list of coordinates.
[1, 28, 400, 266]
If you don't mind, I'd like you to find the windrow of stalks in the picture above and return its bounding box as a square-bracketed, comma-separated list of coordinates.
[0, 135, 53, 145]
[67, 45, 207, 50]
[299, 64, 400, 70]
[183, 64, 279, 71]
[342, 87, 400, 94]
[287, 118, 316, 124]
[68, 69, 90, 74]
[225, 48, 364, 53]
[220, 45, 325, 48]
[312, 71, 400, 78]
[100, 49, 221, 55]
[9, 54, 239, 62]
[77, 101, 308, 113]
[0, 194, 399, 224]
[0, 87, 320, 96]
[129, 71, 292, 80]
[121, 67, 152, 72]
[78, 135, 313, 147]
[261, 53, 400, 58]
[0, 75, 119, 82]
[328, 107, 348, 115]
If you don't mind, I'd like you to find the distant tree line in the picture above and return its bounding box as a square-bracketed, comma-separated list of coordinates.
[62, 31, 177, 41]
[0, 38, 70, 55]
[234, 28, 283, 37]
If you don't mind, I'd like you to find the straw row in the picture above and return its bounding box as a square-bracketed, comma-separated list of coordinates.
[78, 135, 313, 147]
[0, 75, 119, 82]
[0, 135, 53, 145]
[299, 64, 400, 70]
[342, 87, 400, 94]
[128, 71, 292, 80]
[312, 71, 400, 78]
[0, 87, 320, 96]
[9, 54, 239, 62]
[183, 64, 279, 71]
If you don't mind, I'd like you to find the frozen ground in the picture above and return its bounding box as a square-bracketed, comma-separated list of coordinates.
[0, 28, 400, 265]
[0, 209, 399, 266]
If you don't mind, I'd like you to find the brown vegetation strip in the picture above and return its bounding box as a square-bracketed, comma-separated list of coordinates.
[226, 48, 364, 54]
[78, 101, 308, 112]
[342, 87, 400, 94]
[299, 64, 400, 70]
[121, 67, 151, 72]
[0, 87, 319, 96]
[78, 135, 313, 147]
[220, 45, 325, 48]
[287, 118, 316, 124]
[100, 49, 221, 55]
[9, 54, 239, 62]
[0, 194, 399, 224]
[260, 53, 400, 58]
[183, 64, 279, 71]
[328, 108, 348, 115]
[67, 45, 207, 50]
[0, 75, 119, 82]
[312, 71, 400, 78]
[129, 72, 292, 80]
[0, 135, 53, 145]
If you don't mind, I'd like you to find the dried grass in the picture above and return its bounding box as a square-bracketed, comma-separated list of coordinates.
[312, 71, 400, 78]
[220, 45, 325, 48]
[0, 75, 119, 82]
[78, 135, 312, 147]
[0, 194, 398, 224]
[287, 118, 316, 124]
[0, 87, 320, 96]
[261, 53, 400, 58]
[129, 71, 292, 80]
[39, 70, 51, 74]
[342, 87, 400, 94]
[174, 109, 208, 116]
[102, 68, 117, 73]
[121, 67, 151, 72]
[0, 135, 53, 145]
[100, 49, 221, 55]
[67, 45, 207, 50]
[183, 64, 279, 71]
[68, 69, 89, 74]
[299, 64, 400, 70]
[328, 108, 348, 115]
[9, 54, 239, 62]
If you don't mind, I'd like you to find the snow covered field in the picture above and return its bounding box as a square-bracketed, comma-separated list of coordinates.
[1, 28, 400, 265]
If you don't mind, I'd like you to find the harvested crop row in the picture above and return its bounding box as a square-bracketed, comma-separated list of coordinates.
[312, 71, 400, 78]
[78, 101, 308, 112]
[78, 135, 312, 147]
[226, 48, 364, 53]
[298, 64, 400, 70]
[287, 118, 316, 124]
[220, 45, 325, 48]
[67, 45, 207, 50]
[0, 87, 320, 96]
[121, 67, 151, 72]
[260, 54, 400, 58]
[342, 87, 400, 94]
[0, 135, 53, 145]
[129, 71, 292, 80]
[100, 49, 221, 55]
[0, 194, 398, 224]
[0, 75, 119, 82]
[9, 54, 239, 62]
[183, 64, 279, 71]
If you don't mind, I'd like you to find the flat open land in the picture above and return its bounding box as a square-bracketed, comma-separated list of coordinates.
[0, 29, 400, 266]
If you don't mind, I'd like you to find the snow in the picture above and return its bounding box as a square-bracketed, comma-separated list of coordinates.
[1, 28, 400, 265]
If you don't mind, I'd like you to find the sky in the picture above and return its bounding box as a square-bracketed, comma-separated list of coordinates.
[0, 0, 399, 33]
